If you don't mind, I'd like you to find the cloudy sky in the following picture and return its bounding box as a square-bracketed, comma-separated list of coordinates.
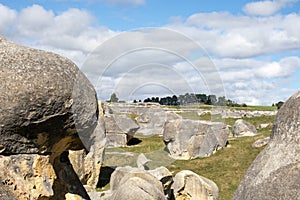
[1, 0, 300, 105]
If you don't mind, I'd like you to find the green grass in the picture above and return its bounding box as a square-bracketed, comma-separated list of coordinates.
[100, 108, 275, 199]
[230, 105, 277, 111]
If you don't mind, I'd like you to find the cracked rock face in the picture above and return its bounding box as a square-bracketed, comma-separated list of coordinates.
[233, 90, 300, 200]
[0, 36, 98, 155]
[0, 36, 100, 200]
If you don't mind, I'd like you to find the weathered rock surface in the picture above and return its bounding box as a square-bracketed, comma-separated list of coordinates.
[0, 184, 17, 200]
[69, 102, 106, 189]
[148, 167, 174, 199]
[0, 36, 100, 199]
[0, 36, 98, 155]
[0, 154, 56, 200]
[104, 113, 139, 147]
[232, 119, 257, 137]
[172, 170, 219, 200]
[106, 103, 181, 135]
[109, 166, 166, 200]
[252, 137, 270, 148]
[233, 91, 300, 200]
[163, 119, 229, 160]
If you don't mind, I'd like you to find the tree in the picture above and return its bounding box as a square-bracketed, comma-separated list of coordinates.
[109, 93, 119, 102]
[276, 101, 284, 109]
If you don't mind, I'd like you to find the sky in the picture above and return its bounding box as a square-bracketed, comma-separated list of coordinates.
[1, 0, 300, 105]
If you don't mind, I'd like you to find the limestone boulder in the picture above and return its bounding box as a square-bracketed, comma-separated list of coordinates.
[233, 91, 300, 200]
[107, 103, 181, 136]
[0, 36, 98, 156]
[232, 119, 257, 137]
[172, 170, 219, 200]
[163, 119, 229, 160]
[109, 166, 166, 200]
[0, 36, 100, 199]
[104, 113, 139, 147]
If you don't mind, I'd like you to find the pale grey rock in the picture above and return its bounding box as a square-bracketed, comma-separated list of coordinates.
[232, 119, 257, 137]
[163, 119, 229, 160]
[107, 103, 181, 136]
[148, 167, 174, 199]
[172, 170, 219, 200]
[233, 90, 300, 200]
[259, 123, 270, 129]
[104, 113, 139, 147]
[109, 166, 166, 200]
[252, 137, 270, 148]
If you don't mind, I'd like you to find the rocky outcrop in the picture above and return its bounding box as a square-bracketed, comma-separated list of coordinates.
[0, 36, 100, 199]
[232, 119, 257, 137]
[163, 119, 229, 160]
[172, 170, 219, 200]
[233, 91, 300, 200]
[106, 103, 181, 136]
[109, 166, 166, 200]
[104, 113, 139, 147]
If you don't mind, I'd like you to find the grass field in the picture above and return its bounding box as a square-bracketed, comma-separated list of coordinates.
[101, 110, 275, 199]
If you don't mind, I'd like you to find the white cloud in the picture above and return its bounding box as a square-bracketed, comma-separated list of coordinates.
[169, 12, 300, 58]
[0, 3, 299, 105]
[0, 4, 17, 33]
[243, 0, 298, 16]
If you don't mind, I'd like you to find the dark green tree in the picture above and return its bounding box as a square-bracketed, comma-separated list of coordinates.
[109, 93, 119, 102]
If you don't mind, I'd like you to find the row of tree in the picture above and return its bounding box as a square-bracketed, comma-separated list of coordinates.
[139, 93, 247, 107]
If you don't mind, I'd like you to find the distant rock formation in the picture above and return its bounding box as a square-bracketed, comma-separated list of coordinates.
[232, 119, 258, 137]
[163, 118, 229, 160]
[172, 170, 219, 200]
[103, 105, 139, 147]
[0, 36, 102, 199]
[106, 103, 181, 136]
[233, 91, 300, 200]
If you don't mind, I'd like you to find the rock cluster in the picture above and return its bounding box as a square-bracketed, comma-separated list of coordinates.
[99, 166, 219, 200]
[233, 91, 300, 200]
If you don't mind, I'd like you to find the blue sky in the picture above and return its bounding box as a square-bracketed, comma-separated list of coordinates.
[1, 0, 300, 105]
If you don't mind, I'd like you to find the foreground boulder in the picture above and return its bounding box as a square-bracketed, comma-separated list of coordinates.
[163, 119, 229, 160]
[109, 166, 166, 200]
[233, 91, 300, 200]
[232, 119, 257, 137]
[0, 36, 100, 199]
[172, 170, 219, 200]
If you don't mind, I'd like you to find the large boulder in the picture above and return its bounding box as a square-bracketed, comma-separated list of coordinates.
[232, 119, 257, 137]
[233, 91, 300, 200]
[0, 36, 100, 199]
[163, 119, 229, 160]
[0, 36, 98, 155]
[172, 170, 219, 200]
[109, 166, 166, 200]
